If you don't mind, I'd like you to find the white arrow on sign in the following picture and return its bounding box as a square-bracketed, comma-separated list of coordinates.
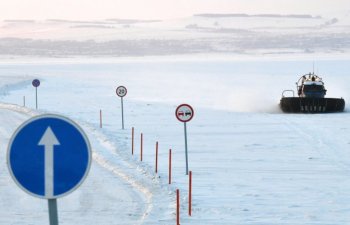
[38, 126, 60, 199]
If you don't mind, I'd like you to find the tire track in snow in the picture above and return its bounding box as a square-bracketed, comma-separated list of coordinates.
[79, 122, 174, 224]
[277, 114, 350, 171]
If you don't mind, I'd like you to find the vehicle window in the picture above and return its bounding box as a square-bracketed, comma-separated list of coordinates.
[303, 85, 324, 92]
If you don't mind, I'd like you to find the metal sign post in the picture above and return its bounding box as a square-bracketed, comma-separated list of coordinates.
[184, 122, 189, 174]
[36, 87, 38, 109]
[32, 79, 40, 109]
[7, 114, 92, 225]
[116, 86, 127, 130]
[175, 104, 194, 175]
[121, 97, 124, 129]
[48, 199, 59, 225]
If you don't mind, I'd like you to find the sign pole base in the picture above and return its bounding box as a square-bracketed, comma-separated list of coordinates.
[48, 199, 59, 225]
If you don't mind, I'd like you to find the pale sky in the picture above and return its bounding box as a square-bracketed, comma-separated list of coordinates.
[0, 0, 349, 20]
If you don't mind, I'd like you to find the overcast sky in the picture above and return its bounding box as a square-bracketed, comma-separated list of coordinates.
[0, 0, 349, 20]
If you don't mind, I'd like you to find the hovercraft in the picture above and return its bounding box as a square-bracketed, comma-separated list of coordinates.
[280, 73, 345, 113]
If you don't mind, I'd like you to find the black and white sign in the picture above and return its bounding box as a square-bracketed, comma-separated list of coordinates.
[115, 86, 127, 129]
[116, 86, 127, 97]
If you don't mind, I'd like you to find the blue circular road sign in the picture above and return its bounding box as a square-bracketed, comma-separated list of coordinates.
[7, 114, 91, 199]
[32, 79, 40, 87]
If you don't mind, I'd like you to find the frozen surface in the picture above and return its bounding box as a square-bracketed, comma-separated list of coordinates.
[0, 57, 350, 224]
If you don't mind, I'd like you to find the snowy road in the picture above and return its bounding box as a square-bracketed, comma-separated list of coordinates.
[185, 111, 350, 224]
[0, 103, 173, 225]
[1, 58, 350, 224]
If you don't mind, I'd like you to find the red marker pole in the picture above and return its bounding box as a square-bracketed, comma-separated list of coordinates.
[131, 127, 134, 155]
[155, 142, 159, 173]
[176, 189, 180, 225]
[189, 171, 192, 216]
[100, 110, 102, 128]
[140, 133, 143, 161]
[169, 149, 172, 184]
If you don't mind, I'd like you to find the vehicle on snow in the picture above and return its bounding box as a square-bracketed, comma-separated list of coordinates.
[280, 73, 345, 113]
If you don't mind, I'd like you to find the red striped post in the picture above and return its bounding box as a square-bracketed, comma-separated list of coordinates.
[131, 127, 134, 155]
[189, 171, 192, 216]
[140, 133, 143, 161]
[155, 142, 159, 173]
[100, 109, 102, 128]
[169, 149, 172, 184]
[176, 189, 180, 225]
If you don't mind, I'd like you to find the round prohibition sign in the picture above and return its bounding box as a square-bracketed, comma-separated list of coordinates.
[175, 104, 194, 122]
[116, 86, 127, 97]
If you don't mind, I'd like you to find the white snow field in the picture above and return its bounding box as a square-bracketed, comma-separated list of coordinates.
[0, 104, 174, 224]
[1, 57, 350, 225]
[0, 78, 174, 223]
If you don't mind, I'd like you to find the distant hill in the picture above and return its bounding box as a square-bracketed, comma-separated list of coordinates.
[194, 13, 322, 19]
[3, 19, 36, 23]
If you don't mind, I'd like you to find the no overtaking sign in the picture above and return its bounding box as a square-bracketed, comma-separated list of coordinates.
[175, 104, 194, 175]
[176, 104, 194, 122]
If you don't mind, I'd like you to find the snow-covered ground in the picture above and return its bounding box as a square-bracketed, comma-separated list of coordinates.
[0, 104, 174, 224]
[1, 57, 350, 224]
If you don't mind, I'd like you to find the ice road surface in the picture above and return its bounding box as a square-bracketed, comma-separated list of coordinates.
[1, 57, 350, 224]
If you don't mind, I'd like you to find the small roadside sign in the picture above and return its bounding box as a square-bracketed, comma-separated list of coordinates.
[116, 86, 127, 129]
[175, 104, 194, 175]
[32, 79, 40, 109]
[176, 104, 194, 123]
[32, 79, 40, 87]
[116, 86, 127, 97]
